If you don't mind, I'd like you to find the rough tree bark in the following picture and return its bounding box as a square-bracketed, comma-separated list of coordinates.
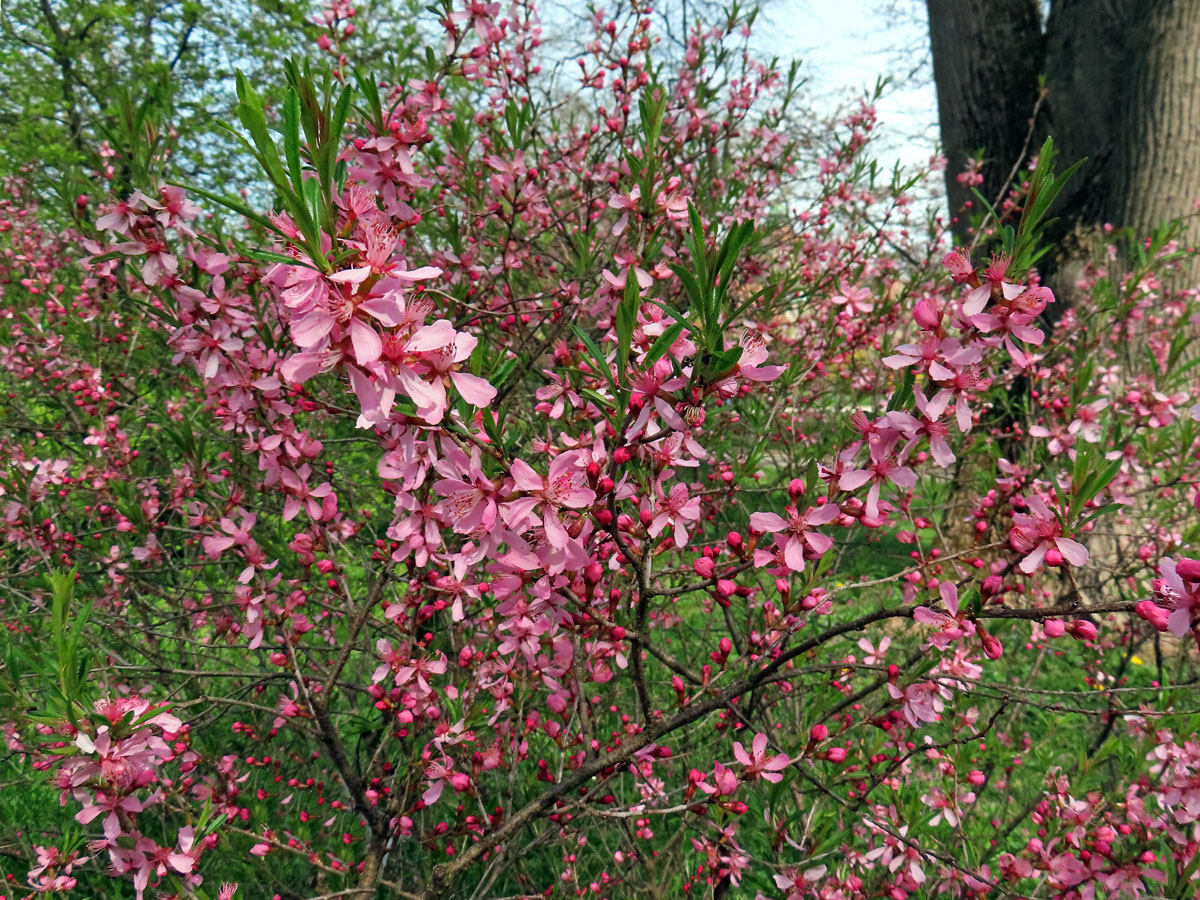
[927, 0, 1200, 286]
[926, 0, 1045, 235]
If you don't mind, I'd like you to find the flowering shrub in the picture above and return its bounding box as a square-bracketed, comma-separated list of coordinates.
[1, 1, 1199, 899]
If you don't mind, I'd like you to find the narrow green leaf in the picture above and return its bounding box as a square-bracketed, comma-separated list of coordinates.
[643, 321, 685, 368]
[283, 88, 305, 197]
[572, 326, 616, 391]
[234, 71, 288, 190]
[173, 183, 279, 234]
[616, 274, 639, 384]
[353, 69, 384, 132]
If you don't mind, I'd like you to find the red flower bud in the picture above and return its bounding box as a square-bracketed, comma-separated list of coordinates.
[981, 633, 1004, 659]
[1175, 558, 1200, 581]
[1135, 600, 1170, 632]
[913, 297, 942, 329]
[1068, 619, 1098, 642]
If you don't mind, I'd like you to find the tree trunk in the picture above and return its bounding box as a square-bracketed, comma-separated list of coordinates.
[929, 0, 1200, 284]
[926, 0, 1044, 243]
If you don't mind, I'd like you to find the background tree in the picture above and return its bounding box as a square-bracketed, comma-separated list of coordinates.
[0, 0, 424, 214]
[927, 0, 1200, 288]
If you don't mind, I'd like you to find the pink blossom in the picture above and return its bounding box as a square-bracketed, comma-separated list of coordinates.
[506, 451, 596, 548]
[732, 732, 790, 783]
[749, 503, 839, 572]
[202, 513, 256, 557]
[912, 581, 975, 649]
[648, 483, 702, 547]
[887, 681, 947, 728]
[1009, 495, 1089, 573]
[1158, 557, 1200, 637]
[838, 432, 917, 519]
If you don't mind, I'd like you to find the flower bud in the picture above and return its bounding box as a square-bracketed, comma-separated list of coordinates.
[1068, 619, 1098, 642]
[693, 557, 715, 578]
[1175, 558, 1200, 581]
[913, 297, 942, 329]
[1043, 619, 1065, 638]
[824, 747, 847, 763]
[809, 724, 828, 743]
[981, 633, 1004, 659]
[1044, 547, 1064, 567]
[1135, 600, 1170, 632]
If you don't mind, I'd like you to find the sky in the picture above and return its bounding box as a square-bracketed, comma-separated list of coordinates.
[761, 0, 940, 172]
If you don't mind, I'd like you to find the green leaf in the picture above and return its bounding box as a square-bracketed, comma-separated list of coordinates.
[325, 84, 353, 191]
[887, 368, 916, 412]
[283, 88, 305, 197]
[239, 247, 314, 268]
[581, 388, 615, 411]
[616, 274, 639, 384]
[685, 202, 709, 296]
[304, 176, 324, 231]
[353, 69, 385, 133]
[643, 322, 685, 368]
[174, 182, 280, 235]
[572, 326, 616, 391]
[234, 71, 288, 191]
[706, 344, 743, 375]
[669, 263, 705, 326]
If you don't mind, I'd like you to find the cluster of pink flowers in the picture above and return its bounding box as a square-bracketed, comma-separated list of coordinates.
[1, 0, 1199, 897]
